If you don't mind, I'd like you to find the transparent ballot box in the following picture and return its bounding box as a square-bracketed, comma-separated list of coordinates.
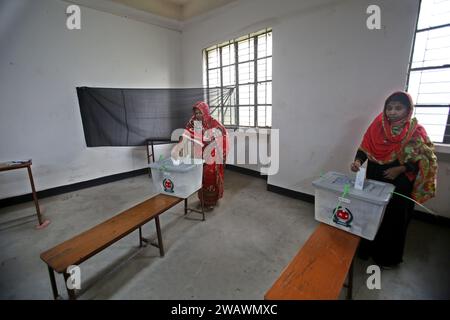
[149, 158, 203, 199]
[312, 171, 395, 240]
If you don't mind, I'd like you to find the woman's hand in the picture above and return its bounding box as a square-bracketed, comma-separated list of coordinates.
[171, 143, 182, 160]
[383, 166, 406, 180]
[350, 159, 362, 172]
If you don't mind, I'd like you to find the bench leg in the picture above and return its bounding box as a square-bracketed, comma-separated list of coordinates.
[139, 226, 152, 247]
[48, 266, 60, 300]
[346, 259, 355, 300]
[63, 272, 77, 300]
[146, 141, 151, 177]
[184, 191, 205, 221]
[154, 216, 164, 257]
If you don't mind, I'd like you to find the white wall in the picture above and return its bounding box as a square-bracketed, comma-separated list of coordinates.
[0, 0, 181, 198]
[181, 0, 450, 218]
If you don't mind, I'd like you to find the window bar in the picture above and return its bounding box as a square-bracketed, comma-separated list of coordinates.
[237, 57, 272, 65]
[256, 55, 272, 61]
[410, 65, 450, 72]
[413, 25, 432, 101]
[444, 108, 450, 144]
[405, 0, 422, 91]
[417, 22, 450, 33]
[206, 50, 210, 104]
[234, 41, 240, 126]
[219, 46, 224, 123]
[413, 104, 450, 108]
[254, 33, 258, 127]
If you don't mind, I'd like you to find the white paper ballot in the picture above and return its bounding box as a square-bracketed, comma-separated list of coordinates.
[171, 157, 181, 166]
[354, 167, 366, 190]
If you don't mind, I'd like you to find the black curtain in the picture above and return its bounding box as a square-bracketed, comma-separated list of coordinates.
[77, 87, 233, 147]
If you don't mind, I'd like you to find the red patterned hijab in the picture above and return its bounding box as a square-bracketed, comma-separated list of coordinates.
[187, 101, 213, 130]
[360, 91, 417, 163]
[359, 91, 437, 203]
[184, 101, 228, 159]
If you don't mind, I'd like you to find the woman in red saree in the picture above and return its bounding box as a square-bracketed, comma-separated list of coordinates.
[175, 101, 228, 209]
[351, 91, 437, 268]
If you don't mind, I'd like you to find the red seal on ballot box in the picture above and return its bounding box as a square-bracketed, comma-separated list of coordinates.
[163, 178, 174, 193]
[333, 206, 353, 227]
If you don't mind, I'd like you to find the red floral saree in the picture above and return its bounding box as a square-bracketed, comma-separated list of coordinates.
[183, 101, 229, 207]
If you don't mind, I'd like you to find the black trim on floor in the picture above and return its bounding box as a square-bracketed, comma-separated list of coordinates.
[267, 184, 315, 204]
[225, 164, 268, 180]
[2, 165, 449, 228]
[0, 168, 148, 209]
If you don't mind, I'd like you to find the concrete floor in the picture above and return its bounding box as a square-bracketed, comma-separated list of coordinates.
[0, 170, 449, 300]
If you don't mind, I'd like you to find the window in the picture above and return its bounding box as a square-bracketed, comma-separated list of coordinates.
[203, 29, 272, 127]
[407, 0, 450, 144]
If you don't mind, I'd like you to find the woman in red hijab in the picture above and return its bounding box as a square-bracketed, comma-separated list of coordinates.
[177, 101, 228, 209]
[351, 91, 437, 268]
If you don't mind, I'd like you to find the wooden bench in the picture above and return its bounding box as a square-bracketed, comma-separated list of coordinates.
[265, 223, 361, 300]
[40, 194, 184, 299]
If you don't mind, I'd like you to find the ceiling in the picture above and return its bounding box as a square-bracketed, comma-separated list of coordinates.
[107, 0, 237, 21]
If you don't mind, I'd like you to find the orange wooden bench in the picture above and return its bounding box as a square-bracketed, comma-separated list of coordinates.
[40, 194, 183, 299]
[265, 223, 361, 300]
